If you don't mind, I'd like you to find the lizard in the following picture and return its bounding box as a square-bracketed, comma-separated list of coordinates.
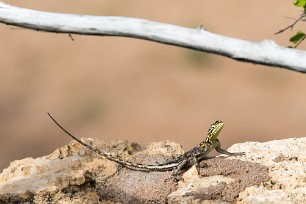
[48, 113, 245, 176]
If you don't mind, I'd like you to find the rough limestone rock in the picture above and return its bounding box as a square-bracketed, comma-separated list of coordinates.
[0, 137, 305, 203]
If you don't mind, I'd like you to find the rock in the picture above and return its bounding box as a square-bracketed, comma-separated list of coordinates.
[0, 137, 305, 203]
[229, 137, 306, 204]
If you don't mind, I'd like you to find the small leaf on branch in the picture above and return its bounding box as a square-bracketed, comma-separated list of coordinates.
[293, 0, 306, 7]
[289, 31, 306, 44]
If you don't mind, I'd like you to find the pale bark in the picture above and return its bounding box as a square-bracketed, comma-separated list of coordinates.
[0, 2, 305, 72]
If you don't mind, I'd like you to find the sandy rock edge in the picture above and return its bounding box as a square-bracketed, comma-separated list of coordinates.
[0, 137, 305, 203]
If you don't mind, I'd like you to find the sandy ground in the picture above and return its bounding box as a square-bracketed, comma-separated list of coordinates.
[0, 1, 306, 171]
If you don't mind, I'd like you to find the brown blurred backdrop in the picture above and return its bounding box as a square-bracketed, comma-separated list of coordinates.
[1, 1, 306, 171]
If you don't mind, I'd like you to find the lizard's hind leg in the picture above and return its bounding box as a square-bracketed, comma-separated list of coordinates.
[171, 159, 188, 176]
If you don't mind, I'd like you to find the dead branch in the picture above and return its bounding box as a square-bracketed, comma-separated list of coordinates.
[0, 2, 305, 72]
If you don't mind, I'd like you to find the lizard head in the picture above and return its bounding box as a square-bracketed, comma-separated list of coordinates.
[205, 120, 224, 143]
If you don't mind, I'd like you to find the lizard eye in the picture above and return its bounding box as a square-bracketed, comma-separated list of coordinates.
[200, 143, 206, 147]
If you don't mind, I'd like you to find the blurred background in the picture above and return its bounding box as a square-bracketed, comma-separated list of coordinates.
[1, 1, 306, 172]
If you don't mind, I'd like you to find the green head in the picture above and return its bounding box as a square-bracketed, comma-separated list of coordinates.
[205, 120, 224, 143]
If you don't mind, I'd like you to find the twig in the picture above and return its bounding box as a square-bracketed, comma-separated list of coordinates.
[275, 14, 305, 35]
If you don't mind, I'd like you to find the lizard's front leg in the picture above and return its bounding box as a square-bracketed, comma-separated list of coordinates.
[215, 145, 245, 156]
[192, 154, 201, 175]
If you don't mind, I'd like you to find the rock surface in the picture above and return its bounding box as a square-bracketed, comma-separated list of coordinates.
[0, 137, 305, 203]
